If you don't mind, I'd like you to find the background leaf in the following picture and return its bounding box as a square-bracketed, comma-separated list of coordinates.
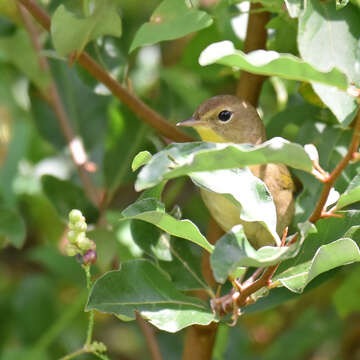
[130, 0, 213, 52]
[51, 0, 122, 56]
[336, 174, 360, 210]
[0, 29, 49, 90]
[0, 205, 26, 248]
[333, 264, 360, 317]
[41, 175, 98, 223]
[298, 0, 360, 124]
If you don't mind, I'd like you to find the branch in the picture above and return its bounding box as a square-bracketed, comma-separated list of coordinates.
[17, 3, 101, 206]
[236, 3, 270, 107]
[309, 109, 360, 222]
[17, 0, 194, 143]
[182, 323, 219, 360]
[136, 314, 163, 360]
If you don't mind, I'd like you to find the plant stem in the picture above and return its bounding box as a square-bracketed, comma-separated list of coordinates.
[83, 265, 95, 346]
[309, 109, 360, 222]
[17, 0, 194, 143]
[60, 348, 87, 360]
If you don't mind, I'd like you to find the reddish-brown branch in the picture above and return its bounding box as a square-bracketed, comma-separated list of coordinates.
[17, 3, 101, 206]
[309, 109, 360, 223]
[236, 3, 270, 107]
[239, 265, 278, 302]
[17, 0, 193, 143]
[136, 314, 163, 360]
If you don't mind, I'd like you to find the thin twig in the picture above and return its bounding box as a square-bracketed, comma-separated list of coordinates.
[136, 314, 163, 360]
[17, 3, 101, 206]
[242, 267, 264, 287]
[309, 109, 360, 222]
[239, 264, 279, 302]
[17, 0, 194, 143]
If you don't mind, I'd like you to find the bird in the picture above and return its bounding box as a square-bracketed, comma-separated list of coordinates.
[177, 94, 295, 249]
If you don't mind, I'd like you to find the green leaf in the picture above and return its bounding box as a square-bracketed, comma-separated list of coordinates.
[278, 238, 360, 293]
[51, 1, 122, 56]
[292, 119, 354, 223]
[135, 138, 313, 191]
[105, 105, 149, 193]
[336, 0, 350, 11]
[336, 174, 360, 210]
[0, 118, 30, 205]
[0, 205, 26, 248]
[199, 41, 348, 89]
[86, 260, 216, 332]
[41, 175, 98, 223]
[0, 29, 50, 90]
[131, 219, 208, 291]
[309, 83, 357, 126]
[298, 0, 360, 125]
[190, 167, 279, 245]
[333, 265, 360, 317]
[274, 211, 360, 293]
[130, 220, 171, 261]
[159, 238, 208, 291]
[13, 275, 56, 343]
[210, 225, 302, 283]
[87, 228, 121, 273]
[27, 244, 84, 284]
[130, 0, 213, 52]
[284, 0, 302, 18]
[266, 14, 298, 54]
[121, 198, 213, 253]
[132, 151, 152, 172]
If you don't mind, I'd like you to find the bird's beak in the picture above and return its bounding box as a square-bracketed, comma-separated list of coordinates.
[176, 117, 207, 128]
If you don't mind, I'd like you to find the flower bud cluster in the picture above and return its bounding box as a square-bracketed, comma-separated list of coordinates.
[65, 209, 97, 265]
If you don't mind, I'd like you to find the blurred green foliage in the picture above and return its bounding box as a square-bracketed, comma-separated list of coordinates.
[1, 0, 360, 359]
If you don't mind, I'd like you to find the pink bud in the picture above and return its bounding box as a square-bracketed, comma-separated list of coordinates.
[83, 249, 97, 265]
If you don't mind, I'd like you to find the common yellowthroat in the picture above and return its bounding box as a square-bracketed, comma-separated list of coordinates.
[178, 95, 295, 249]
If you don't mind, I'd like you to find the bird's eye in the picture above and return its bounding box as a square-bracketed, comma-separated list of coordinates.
[218, 110, 232, 122]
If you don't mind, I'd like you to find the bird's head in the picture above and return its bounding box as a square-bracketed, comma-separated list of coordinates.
[177, 95, 266, 144]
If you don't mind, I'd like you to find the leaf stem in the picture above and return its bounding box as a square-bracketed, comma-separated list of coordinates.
[17, 0, 194, 143]
[309, 109, 360, 223]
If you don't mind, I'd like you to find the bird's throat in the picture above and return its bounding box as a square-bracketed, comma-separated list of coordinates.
[194, 126, 228, 143]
